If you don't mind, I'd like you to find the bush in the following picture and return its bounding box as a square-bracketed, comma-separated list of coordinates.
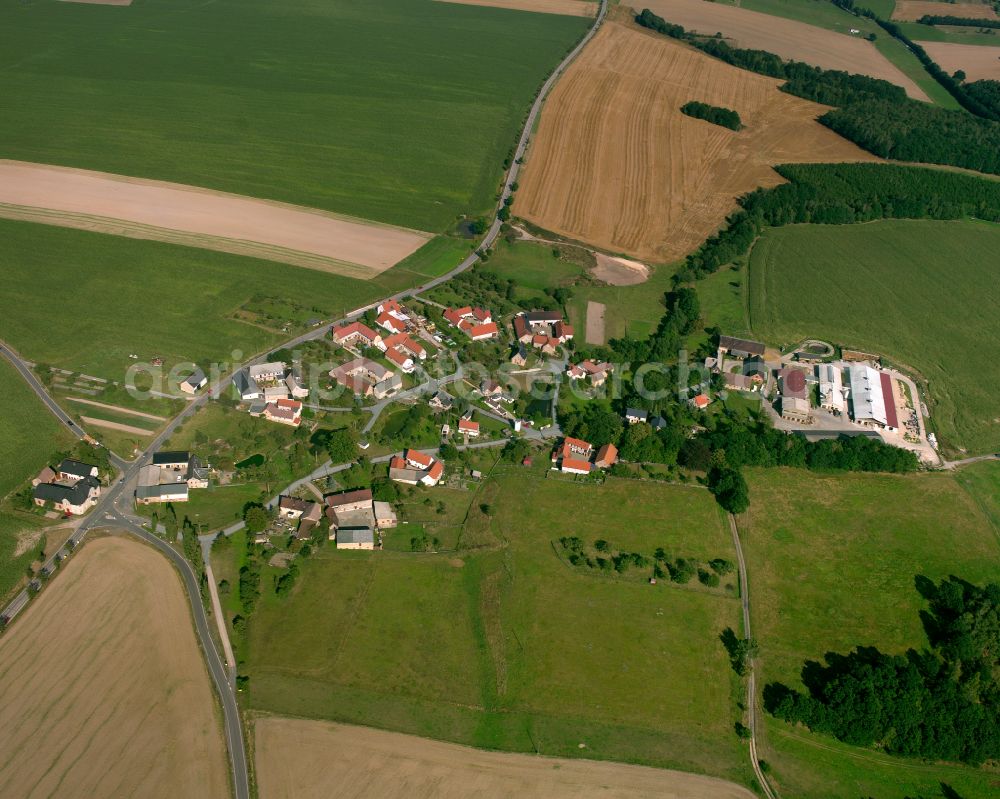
[680, 100, 742, 131]
[698, 568, 721, 587]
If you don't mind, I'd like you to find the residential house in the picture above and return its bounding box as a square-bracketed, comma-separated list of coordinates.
[428, 391, 453, 412]
[594, 443, 618, 469]
[31, 466, 56, 487]
[376, 311, 406, 335]
[567, 360, 612, 387]
[510, 344, 528, 367]
[33, 473, 101, 515]
[373, 501, 397, 528]
[285, 369, 309, 399]
[690, 393, 712, 410]
[249, 362, 286, 383]
[384, 346, 414, 373]
[180, 367, 207, 394]
[330, 358, 397, 398]
[264, 384, 290, 402]
[389, 449, 444, 486]
[383, 332, 426, 361]
[57, 459, 98, 483]
[378, 299, 407, 320]
[234, 369, 261, 401]
[262, 398, 302, 427]
[458, 418, 480, 437]
[553, 321, 574, 342]
[625, 408, 648, 425]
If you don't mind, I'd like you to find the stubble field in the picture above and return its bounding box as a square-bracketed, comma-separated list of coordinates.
[254, 717, 755, 799]
[634, 0, 930, 99]
[0, 536, 229, 798]
[921, 40, 1000, 80]
[515, 21, 876, 263]
[434, 0, 597, 16]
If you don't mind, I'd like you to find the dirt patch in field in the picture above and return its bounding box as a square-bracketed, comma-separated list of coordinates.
[515, 21, 878, 263]
[922, 40, 1000, 80]
[592, 253, 650, 285]
[0, 536, 229, 797]
[255, 717, 756, 799]
[585, 301, 606, 345]
[434, 0, 596, 16]
[67, 396, 167, 421]
[12, 528, 44, 559]
[80, 415, 154, 435]
[634, 0, 929, 100]
[0, 161, 431, 277]
[893, 1, 998, 22]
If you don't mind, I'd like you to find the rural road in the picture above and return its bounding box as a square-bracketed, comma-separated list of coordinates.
[728, 514, 777, 799]
[0, 4, 608, 797]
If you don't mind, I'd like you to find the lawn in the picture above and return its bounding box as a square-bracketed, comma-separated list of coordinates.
[746, 219, 1000, 455]
[244, 469, 752, 786]
[0, 0, 588, 233]
[740, 467, 1000, 798]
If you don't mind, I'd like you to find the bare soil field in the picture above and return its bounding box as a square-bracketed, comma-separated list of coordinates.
[634, 0, 929, 100]
[0, 536, 229, 798]
[585, 300, 606, 344]
[922, 40, 1000, 79]
[255, 717, 756, 799]
[80, 415, 154, 435]
[434, 0, 596, 16]
[592, 253, 651, 285]
[892, 1, 998, 21]
[515, 22, 877, 262]
[0, 161, 431, 278]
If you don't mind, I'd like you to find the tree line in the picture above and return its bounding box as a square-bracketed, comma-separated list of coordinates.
[917, 15, 1000, 29]
[680, 100, 743, 130]
[765, 576, 1000, 765]
[636, 8, 1000, 174]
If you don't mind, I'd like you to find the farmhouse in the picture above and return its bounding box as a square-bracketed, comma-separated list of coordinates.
[324, 488, 397, 548]
[249, 362, 286, 383]
[234, 369, 262, 401]
[625, 408, 648, 424]
[458, 418, 480, 437]
[389, 449, 444, 486]
[336, 528, 375, 550]
[135, 482, 189, 504]
[32, 467, 101, 516]
[180, 367, 207, 394]
[443, 306, 499, 340]
[690, 393, 712, 410]
[285, 369, 309, 399]
[725, 372, 763, 392]
[428, 391, 453, 412]
[510, 344, 528, 367]
[567, 359, 613, 387]
[376, 311, 406, 334]
[330, 358, 400, 399]
[550, 435, 616, 475]
[261, 398, 302, 427]
[136, 452, 210, 504]
[278, 496, 324, 537]
[779, 367, 811, 422]
[718, 335, 766, 360]
[331, 321, 385, 352]
[378, 298, 407, 320]
[848, 365, 898, 431]
[594, 443, 618, 469]
[817, 363, 847, 415]
[514, 310, 572, 348]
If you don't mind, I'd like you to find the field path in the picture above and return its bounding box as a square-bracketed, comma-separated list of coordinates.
[0, 536, 229, 798]
[636, 0, 930, 101]
[80, 415, 154, 435]
[255, 716, 757, 798]
[0, 161, 431, 277]
[67, 396, 167, 421]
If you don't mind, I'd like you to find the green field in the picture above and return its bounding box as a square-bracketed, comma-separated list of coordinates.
[482, 241, 677, 342]
[896, 20, 1000, 47]
[747, 219, 1000, 455]
[741, 468, 1000, 798]
[0, 358, 76, 602]
[0, 0, 587, 232]
[245, 469, 752, 785]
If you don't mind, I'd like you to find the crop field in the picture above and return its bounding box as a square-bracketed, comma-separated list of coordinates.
[636, 0, 929, 99]
[893, 1, 998, 21]
[740, 468, 1000, 798]
[245, 470, 751, 785]
[0, 0, 586, 234]
[922, 40, 1000, 79]
[0, 219, 387, 379]
[514, 21, 876, 264]
[435, 0, 597, 16]
[0, 536, 229, 797]
[747, 219, 1000, 455]
[0, 161, 432, 277]
[254, 717, 756, 799]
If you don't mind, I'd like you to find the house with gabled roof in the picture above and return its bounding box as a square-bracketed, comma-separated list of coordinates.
[331, 321, 386, 352]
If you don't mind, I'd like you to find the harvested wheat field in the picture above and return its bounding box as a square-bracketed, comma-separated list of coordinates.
[0, 536, 229, 799]
[255, 717, 756, 799]
[515, 22, 877, 263]
[434, 0, 596, 17]
[635, 0, 929, 100]
[892, 1, 998, 22]
[0, 161, 431, 278]
[922, 40, 1000, 80]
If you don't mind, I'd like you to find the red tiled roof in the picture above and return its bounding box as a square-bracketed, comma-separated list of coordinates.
[562, 457, 592, 473]
[379, 299, 403, 314]
[325, 488, 373, 507]
[376, 312, 405, 332]
[513, 315, 531, 340]
[426, 460, 444, 480]
[531, 334, 548, 347]
[564, 436, 592, 453]
[385, 348, 411, 367]
[879, 372, 899, 429]
[444, 307, 472, 326]
[692, 394, 710, 409]
[405, 449, 434, 468]
[389, 455, 407, 470]
[468, 322, 498, 339]
[472, 307, 492, 322]
[334, 321, 379, 343]
[459, 418, 480, 432]
[276, 398, 301, 410]
[595, 443, 618, 467]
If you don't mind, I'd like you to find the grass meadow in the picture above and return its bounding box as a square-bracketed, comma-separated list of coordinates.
[740, 467, 1000, 798]
[0, 0, 587, 232]
[747, 219, 1000, 455]
[244, 468, 752, 786]
[0, 220, 475, 380]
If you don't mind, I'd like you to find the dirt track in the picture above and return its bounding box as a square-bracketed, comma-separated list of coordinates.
[255, 717, 756, 799]
[922, 40, 1000, 80]
[585, 301, 606, 344]
[634, 0, 929, 100]
[435, 0, 597, 16]
[0, 536, 229, 798]
[515, 22, 877, 263]
[893, 1, 998, 21]
[592, 253, 650, 285]
[80, 415, 154, 435]
[0, 161, 430, 277]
